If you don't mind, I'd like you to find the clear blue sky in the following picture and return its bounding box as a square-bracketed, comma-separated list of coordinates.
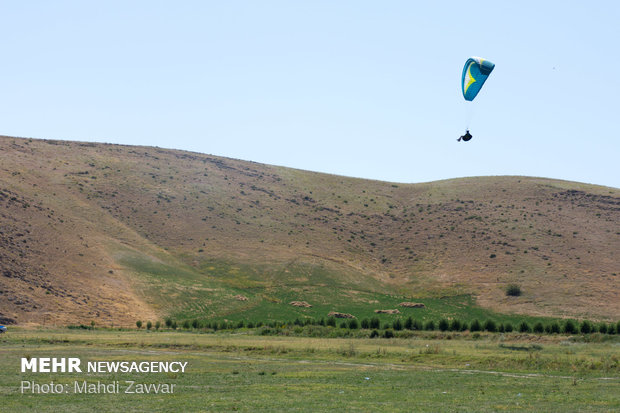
[2, 1, 619, 188]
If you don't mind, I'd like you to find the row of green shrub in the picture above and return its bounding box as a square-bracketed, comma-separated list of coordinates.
[135, 316, 620, 336]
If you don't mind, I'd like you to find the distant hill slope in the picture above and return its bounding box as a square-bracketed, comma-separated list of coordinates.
[1, 135, 618, 326]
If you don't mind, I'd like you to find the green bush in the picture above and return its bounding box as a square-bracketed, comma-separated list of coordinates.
[424, 320, 435, 331]
[438, 319, 449, 332]
[348, 319, 359, 329]
[413, 319, 423, 331]
[146, 321, 152, 330]
[563, 320, 577, 334]
[506, 284, 522, 297]
[155, 321, 161, 330]
[404, 317, 413, 330]
[533, 322, 544, 333]
[580, 320, 592, 334]
[136, 320, 143, 329]
[370, 317, 380, 329]
[183, 320, 191, 330]
[504, 322, 513, 332]
[191, 319, 200, 329]
[518, 321, 531, 333]
[597, 323, 607, 334]
[369, 329, 379, 338]
[361, 318, 370, 329]
[382, 329, 394, 339]
[165, 318, 173, 328]
[469, 319, 481, 332]
[393, 319, 403, 331]
[484, 320, 497, 332]
[449, 319, 462, 332]
[327, 317, 336, 327]
[550, 322, 560, 334]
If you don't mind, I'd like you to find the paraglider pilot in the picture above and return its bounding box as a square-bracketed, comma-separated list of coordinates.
[457, 130, 472, 142]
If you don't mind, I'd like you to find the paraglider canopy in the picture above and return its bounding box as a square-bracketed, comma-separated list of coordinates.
[458, 57, 495, 142]
[462, 57, 495, 101]
[0, 325, 6, 333]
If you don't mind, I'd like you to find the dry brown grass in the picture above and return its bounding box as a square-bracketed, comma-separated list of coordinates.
[1, 135, 618, 325]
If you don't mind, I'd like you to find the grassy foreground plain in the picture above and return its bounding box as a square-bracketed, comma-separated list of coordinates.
[1, 328, 619, 412]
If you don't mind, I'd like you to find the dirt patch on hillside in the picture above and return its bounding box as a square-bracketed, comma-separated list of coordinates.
[399, 302, 426, 308]
[327, 312, 355, 319]
[374, 309, 400, 314]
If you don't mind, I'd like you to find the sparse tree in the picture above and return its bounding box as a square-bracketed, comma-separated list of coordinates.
[165, 318, 173, 328]
[563, 320, 577, 334]
[579, 320, 592, 334]
[393, 319, 403, 331]
[533, 322, 544, 333]
[484, 320, 497, 333]
[136, 320, 143, 329]
[438, 319, 449, 332]
[382, 329, 394, 338]
[146, 321, 152, 330]
[549, 322, 560, 334]
[469, 319, 481, 332]
[155, 321, 161, 330]
[449, 319, 461, 332]
[506, 284, 522, 297]
[424, 320, 435, 331]
[404, 317, 413, 330]
[518, 321, 531, 333]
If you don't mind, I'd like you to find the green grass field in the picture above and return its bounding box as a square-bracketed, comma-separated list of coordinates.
[121, 252, 575, 329]
[1, 328, 618, 412]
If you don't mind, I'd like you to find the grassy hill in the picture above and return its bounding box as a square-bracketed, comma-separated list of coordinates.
[1, 135, 618, 326]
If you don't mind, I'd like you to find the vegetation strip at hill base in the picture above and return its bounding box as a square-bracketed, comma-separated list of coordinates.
[1, 329, 619, 412]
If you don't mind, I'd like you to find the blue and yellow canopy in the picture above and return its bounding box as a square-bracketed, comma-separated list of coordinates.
[462, 57, 495, 101]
